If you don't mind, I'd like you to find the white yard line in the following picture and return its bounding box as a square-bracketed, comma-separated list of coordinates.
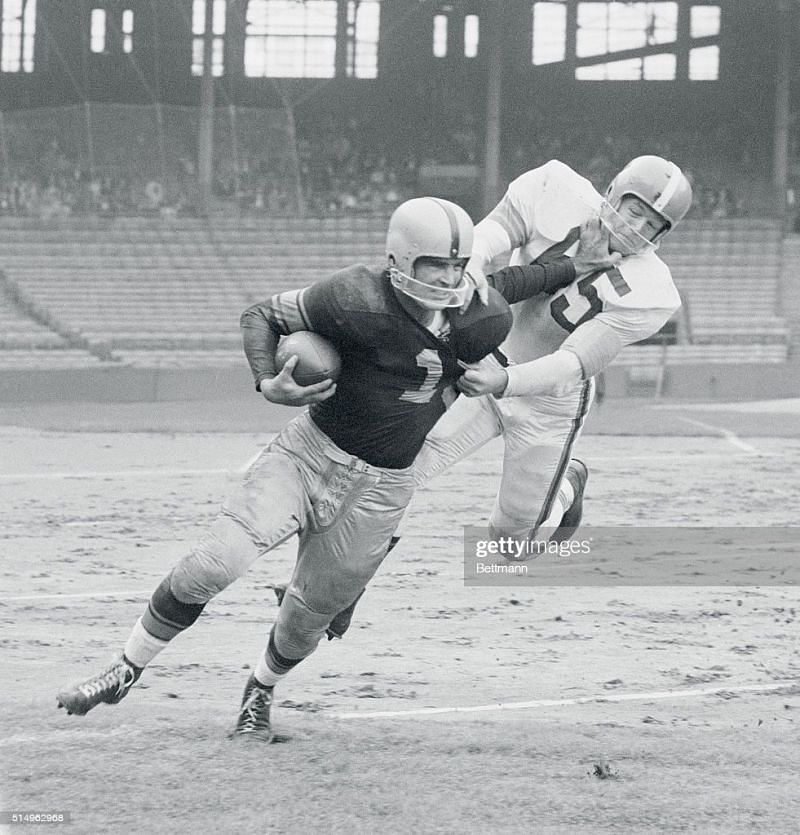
[0, 725, 139, 747]
[239, 450, 263, 472]
[653, 398, 800, 414]
[0, 454, 263, 482]
[0, 448, 770, 482]
[0, 467, 234, 481]
[0, 589, 153, 602]
[333, 680, 799, 719]
[588, 452, 765, 462]
[676, 416, 761, 454]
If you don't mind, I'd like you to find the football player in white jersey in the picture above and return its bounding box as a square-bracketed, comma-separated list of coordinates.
[421, 154, 693, 543]
[311, 155, 693, 641]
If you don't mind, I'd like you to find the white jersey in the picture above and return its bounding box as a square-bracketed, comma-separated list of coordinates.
[474, 160, 681, 366]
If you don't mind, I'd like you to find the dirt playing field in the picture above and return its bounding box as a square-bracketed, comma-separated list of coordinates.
[1, 397, 799, 834]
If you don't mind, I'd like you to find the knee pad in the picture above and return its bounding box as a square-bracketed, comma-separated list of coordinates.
[171, 514, 263, 603]
[273, 588, 332, 660]
[141, 572, 207, 641]
[266, 628, 304, 675]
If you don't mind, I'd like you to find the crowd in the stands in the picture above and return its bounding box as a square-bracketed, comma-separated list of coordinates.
[0, 115, 774, 220]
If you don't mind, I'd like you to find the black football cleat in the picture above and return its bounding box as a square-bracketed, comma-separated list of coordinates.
[550, 459, 588, 543]
[229, 674, 275, 743]
[57, 654, 142, 716]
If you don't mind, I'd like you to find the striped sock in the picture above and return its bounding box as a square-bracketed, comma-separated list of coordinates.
[253, 628, 304, 688]
[253, 653, 283, 688]
[123, 617, 170, 668]
[140, 573, 207, 641]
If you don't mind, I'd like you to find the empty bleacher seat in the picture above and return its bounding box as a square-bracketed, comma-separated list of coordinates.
[0, 216, 790, 370]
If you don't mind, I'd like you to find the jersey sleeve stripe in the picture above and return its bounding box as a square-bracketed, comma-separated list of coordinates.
[295, 287, 313, 330]
[272, 288, 311, 333]
[488, 198, 527, 249]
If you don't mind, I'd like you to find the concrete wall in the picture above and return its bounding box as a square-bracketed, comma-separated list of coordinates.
[603, 362, 800, 400]
[0, 365, 254, 404]
[2, 362, 799, 404]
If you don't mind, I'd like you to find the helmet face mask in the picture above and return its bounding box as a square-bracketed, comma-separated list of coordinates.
[389, 257, 470, 310]
[387, 197, 474, 310]
[604, 155, 693, 252]
[599, 198, 661, 256]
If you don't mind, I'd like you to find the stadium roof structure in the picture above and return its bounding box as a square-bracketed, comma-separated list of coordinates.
[0, 0, 795, 214]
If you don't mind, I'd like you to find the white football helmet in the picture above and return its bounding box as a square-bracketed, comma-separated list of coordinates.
[386, 197, 474, 309]
[602, 155, 693, 254]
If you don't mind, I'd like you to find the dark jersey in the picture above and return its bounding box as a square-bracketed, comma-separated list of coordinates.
[241, 260, 575, 469]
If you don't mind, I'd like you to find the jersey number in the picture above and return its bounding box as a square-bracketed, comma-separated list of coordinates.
[550, 267, 631, 333]
[400, 349, 442, 404]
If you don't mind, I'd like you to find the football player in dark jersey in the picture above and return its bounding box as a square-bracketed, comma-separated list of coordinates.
[56, 197, 610, 742]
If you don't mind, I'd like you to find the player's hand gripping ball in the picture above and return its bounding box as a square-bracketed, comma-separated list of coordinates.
[275, 331, 342, 386]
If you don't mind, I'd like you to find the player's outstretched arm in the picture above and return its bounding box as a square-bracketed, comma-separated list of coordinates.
[259, 355, 336, 406]
[501, 320, 623, 399]
[487, 259, 575, 303]
[486, 217, 621, 305]
[456, 357, 509, 398]
[459, 317, 622, 400]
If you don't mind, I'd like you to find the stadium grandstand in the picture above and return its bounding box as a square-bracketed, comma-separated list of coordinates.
[0, 0, 798, 401]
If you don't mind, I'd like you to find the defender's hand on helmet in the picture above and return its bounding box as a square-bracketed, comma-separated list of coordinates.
[458, 259, 489, 312]
[259, 356, 337, 406]
[572, 218, 622, 278]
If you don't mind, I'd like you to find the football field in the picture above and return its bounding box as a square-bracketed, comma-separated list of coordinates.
[1, 398, 799, 834]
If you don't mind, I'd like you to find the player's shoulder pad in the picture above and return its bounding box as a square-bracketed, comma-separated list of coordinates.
[321, 264, 394, 314]
[510, 160, 597, 200]
[543, 160, 600, 204]
[616, 250, 681, 311]
[448, 286, 513, 363]
[508, 160, 600, 243]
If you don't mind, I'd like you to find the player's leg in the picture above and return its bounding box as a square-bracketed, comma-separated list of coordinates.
[548, 458, 588, 543]
[297, 394, 504, 643]
[232, 456, 417, 740]
[56, 419, 314, 717]
[272, 533, 401, 641]
[414, 392, 503, 487]
[489, 381, 593, 548]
